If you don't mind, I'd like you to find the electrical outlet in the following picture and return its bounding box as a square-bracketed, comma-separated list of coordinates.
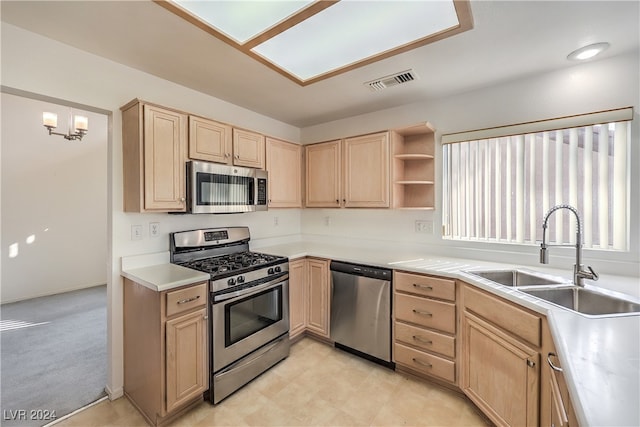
[149, 222, 160, 237]
[273, 216, 279, 226]
[415, 220, 434, 234]
[324, 216, 331, 226]
[131, 225, 143, 240]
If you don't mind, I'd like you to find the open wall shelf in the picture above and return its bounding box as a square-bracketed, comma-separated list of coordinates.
[391, 123, 435, 210]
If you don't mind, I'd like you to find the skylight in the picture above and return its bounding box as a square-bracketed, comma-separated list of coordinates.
[161, 0, 473, 86]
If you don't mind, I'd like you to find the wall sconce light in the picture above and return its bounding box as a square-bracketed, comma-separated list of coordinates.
[42, 111, 88, 141]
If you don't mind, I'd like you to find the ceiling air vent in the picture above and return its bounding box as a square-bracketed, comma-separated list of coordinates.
[365, 70, 418, 92]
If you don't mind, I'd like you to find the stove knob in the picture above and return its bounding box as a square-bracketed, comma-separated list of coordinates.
[227, 278, 236, 287]
[237, 276, 245, 284]
[275, 266, 282, 273]
[268, 268, 275, 275]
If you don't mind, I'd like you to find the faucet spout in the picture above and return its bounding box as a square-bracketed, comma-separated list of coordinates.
[540, 204, 598, 286]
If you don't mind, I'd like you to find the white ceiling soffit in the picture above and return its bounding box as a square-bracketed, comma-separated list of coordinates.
[157, 0, 474, 86]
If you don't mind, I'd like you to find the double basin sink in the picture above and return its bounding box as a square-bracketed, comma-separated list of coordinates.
[465, 269, 640, 317]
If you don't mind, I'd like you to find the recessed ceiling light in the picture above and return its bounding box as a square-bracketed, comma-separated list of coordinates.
[567, 42, 610, 61]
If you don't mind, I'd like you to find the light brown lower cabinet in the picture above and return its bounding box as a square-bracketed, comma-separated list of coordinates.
[462, 312, 540, 427]
[288, 258, 307, 339]
[460, 283, 542, 427]
[287, 257, 331, 340]
[124, 279, 208, 426]
[393, 271, 457, 385]
[541, 320, 579, 427]
[306, 258, 331, 338]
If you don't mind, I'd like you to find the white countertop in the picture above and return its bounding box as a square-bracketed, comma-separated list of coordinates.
[121, 263, 209, 292]
[121, 242, 640, 426]
[256, 241, 640, 427]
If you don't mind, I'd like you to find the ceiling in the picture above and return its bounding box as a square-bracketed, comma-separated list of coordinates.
[2, 1, 638, 128]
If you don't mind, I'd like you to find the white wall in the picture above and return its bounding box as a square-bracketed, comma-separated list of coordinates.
[301, 52, 640, 278]
[1, 93, 108, 303]
[1, 23, 302, 398]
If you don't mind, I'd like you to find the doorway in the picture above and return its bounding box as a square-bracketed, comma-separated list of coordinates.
[0, 90, 109, 424]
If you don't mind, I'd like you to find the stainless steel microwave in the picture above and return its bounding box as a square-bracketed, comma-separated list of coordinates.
[187, 161, 267, 214]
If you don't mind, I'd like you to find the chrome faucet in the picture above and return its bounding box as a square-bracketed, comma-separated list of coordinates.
[540, 204, 598, 286]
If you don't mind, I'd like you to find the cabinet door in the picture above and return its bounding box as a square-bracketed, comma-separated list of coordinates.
[189, 116, 232, 164]
[343, 132, 390, 207]
[143, 104, 187, 211]
[461, 313, 540, 427]
[266, 138, 302, 208]
[232, 128, 265, 169]
[305, 141, 341, 208]
[306, 258, 330, 337]
[165, 308, 207, 413]
[288, 259, 307, 339]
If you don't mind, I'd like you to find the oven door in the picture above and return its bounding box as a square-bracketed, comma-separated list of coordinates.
[212, 277, 289, 372]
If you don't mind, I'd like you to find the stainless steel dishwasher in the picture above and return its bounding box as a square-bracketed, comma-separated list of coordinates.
[330, 261, 393, 366]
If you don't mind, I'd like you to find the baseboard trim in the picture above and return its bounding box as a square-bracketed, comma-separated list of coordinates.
[45, 396, 109, 426]
[106, 384, 124, 400]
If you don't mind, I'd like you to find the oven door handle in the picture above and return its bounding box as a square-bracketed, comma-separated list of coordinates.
[213, 275, 288, 302]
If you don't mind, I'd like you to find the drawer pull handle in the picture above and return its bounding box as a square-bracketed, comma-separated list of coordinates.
[412, 358, 432, 368]
[413, 284, 433, 291]
[177, 295, 201, 305]
[412, 309, 433, 317]
[412, 335, 433, 345]
[527, 359, 536, 368]
[547, 352, 563, 372]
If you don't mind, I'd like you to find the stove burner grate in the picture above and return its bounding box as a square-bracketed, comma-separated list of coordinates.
[179, 251, 284, 276]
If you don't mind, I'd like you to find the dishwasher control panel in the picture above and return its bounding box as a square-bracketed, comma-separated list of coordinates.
[330, 261, 392, 280]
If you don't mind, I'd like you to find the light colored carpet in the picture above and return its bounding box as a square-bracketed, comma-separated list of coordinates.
[1, 285, 107, 427]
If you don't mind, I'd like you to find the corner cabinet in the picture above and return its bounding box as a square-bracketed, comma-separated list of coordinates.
[124, 279, 208, 426]
[305, 132, 390, 208]
[306, 258, 331, 338]
[390, 123, 435, 209]
[266, 138, 303, 208]
[460, 284, 541, 427]
[122, 100, 187, 212]
[288, 258, 307, 339]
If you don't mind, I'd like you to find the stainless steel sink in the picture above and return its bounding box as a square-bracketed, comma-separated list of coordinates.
[465, 269, 568, 287]
[521, 287, 640, 316]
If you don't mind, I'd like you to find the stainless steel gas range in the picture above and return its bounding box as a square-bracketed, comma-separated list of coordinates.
[170, 227, 290, 404]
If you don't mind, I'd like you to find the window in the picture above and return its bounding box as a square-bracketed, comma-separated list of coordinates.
[442, 108, 633, 251]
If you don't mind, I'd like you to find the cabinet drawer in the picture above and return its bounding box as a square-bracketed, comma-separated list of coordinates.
[395, 272, 455, 301]
[394, 342, 455, 383]
[463, 285, 541, 347]
[395, 321, 455, 358]
[166, 283, 207, 317]
[395, 293, 455, 334]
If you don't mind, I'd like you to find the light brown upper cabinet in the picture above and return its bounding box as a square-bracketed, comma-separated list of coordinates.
[305, 132, 390, 208]
[390, 123, 435, 209]
[188, 116, 232, 164]
[189, 117, 264, 169]
[122, 100, 187, 212]
[305, 140, 341, 207]
[266, 138, 303, 208]
[233, 128, 265, 169]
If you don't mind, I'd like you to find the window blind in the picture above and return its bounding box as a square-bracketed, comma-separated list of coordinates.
[442, 107, 633, 250]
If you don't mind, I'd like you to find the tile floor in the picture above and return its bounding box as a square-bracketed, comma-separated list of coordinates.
[56, 338, 489, 427]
